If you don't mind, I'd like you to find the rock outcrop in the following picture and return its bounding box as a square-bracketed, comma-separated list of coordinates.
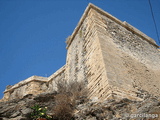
[0, 92, 56, 120]
[0, 91, 159, 120]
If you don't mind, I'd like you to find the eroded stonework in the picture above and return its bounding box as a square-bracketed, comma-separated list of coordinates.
[1, 3, 160, 102]
[0, 66, 65, 102]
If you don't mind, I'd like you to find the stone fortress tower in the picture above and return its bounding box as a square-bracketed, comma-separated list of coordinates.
[1, 3, 160, 102]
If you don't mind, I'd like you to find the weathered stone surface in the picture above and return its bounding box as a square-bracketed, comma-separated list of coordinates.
[75, 96, 160, 120]
[0, 92, 57, 120]
[0, 66, 65, 102]
[1, 3, 160, 104]
[0, 90, 159, 120]
[65, 3, 160, 101]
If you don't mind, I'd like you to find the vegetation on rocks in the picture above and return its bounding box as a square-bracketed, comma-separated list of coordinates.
[0, 81, 160, 120]
[30, 105, 52, 120]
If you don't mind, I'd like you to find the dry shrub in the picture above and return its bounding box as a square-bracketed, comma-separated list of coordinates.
[56, 80, 88, 103]
[52, 80, 88, 120]
[53, 94, 73, 120]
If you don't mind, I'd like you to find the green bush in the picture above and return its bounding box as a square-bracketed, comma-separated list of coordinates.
[30, 104, 52, 120]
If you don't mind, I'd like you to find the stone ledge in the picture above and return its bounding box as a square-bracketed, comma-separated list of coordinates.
[48, 65, 65, 81]
[66, 3, 158, 49]
[3, 65, 66, 94]
[4, 76, 48, 93]
[122, 21, 158, 48]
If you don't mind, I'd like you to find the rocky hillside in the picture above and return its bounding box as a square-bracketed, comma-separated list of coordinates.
[0, 91, 160, 120]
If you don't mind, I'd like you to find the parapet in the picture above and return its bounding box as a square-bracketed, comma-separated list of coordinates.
[4, 76, 48, 94]
[1, 65, 65, 102]
[48, 65, 65, 81]
[66, 3, 158, 49]
[65, 3, 160, 101]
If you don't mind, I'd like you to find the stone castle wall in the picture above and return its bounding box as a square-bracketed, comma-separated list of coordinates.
[66, 8, 110, 100]
[1, 66, 65, 102]
[98, 12, 160, 99]
[66, 4, 160, 100]
[1, 3, 160, 102]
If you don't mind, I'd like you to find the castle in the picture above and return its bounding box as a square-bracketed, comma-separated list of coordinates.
[1, 3, 160, 102]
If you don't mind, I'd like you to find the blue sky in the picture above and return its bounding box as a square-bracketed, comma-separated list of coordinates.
[0, 0, 160, 99]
